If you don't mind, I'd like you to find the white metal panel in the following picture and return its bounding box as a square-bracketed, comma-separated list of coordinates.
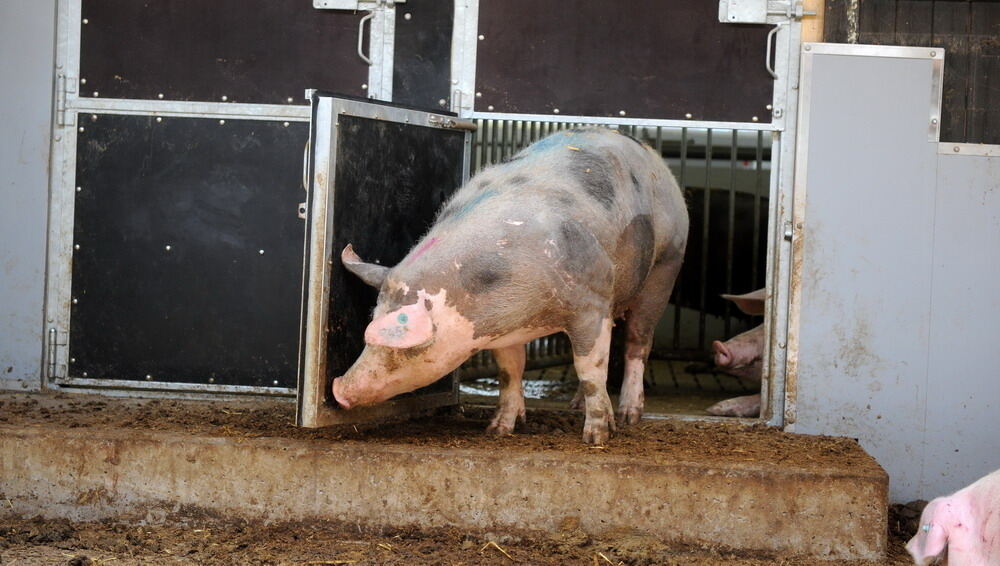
[791, 45, 943, 502]
[922, 152, 1000, 495]
[0, 2, 57, 391]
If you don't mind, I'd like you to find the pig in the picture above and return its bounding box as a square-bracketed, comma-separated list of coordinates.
[906, 468, 1000, 565]
[334, 127, 689, 444]
[706, 288, 765, 418]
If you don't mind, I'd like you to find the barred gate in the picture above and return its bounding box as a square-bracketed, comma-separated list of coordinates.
[460, 119, 771, 376]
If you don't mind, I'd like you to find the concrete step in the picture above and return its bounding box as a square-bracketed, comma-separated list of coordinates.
[0, 394, 887, 560]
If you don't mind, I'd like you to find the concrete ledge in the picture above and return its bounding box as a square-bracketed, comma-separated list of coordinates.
[1, 423, 886, 560]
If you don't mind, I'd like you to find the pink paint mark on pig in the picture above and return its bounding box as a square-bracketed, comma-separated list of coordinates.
[406, 237, 440, 265]
[364, 301, 433, 349]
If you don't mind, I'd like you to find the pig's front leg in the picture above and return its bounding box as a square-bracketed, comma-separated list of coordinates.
[486, 344, 527, 435]
[571, 316, 616, 445]
[705, 394, 761, 417]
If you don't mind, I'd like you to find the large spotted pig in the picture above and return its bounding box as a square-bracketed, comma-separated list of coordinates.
[707, 288, 765, 418]
[906, 468, 1000, 565]
[333, 127, 689, 444]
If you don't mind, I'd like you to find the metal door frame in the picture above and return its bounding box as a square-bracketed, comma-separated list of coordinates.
[297, 93, 472, 427]
[449, 0, 803, 428]
[43, 0, 394, 397]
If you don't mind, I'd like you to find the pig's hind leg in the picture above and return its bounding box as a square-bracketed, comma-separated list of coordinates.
[617, 254, 684, 426]
[486, 344, 527, 435]
[569, 315, 617, 445]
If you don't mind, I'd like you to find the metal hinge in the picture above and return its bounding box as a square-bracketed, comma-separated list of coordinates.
[46, 327, 68, 380]
[55, 73, 77, 127]
[312, 0, 405, 9]
[719, 0, 815, 24]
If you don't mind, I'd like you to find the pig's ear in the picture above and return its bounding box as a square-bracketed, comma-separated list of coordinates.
[364, 301, 434, 349]
[906, 500, 949, 565]
[721, 288, 766, 315]
[342, 244, 389, 288]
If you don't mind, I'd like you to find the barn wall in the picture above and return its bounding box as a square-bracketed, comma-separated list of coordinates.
[0, 1, 57, 391]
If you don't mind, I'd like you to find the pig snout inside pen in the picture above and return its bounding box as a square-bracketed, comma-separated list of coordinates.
[707, 288, 765, 418]
[332, 127, 689, 445]
[906, 468, 1000, 566]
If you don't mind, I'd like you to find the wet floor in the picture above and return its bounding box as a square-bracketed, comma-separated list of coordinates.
[460, 359, 757, 417]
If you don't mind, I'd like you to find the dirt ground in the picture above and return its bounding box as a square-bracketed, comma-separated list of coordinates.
[0, 393, 912, 565]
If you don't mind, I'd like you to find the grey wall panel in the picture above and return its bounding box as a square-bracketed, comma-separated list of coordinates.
[793, 51, 941, 502]
[922, 153, 1000, 495]
[0, 1, 56, 391]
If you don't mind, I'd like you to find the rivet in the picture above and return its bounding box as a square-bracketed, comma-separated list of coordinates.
[930, 51, 936, 57]
[685, 113, 692, 119]
[146, 374, 152, 381]
[931, 117, 938, 125]
[72, 298, 78, 304]
[76, 186, 81, 192]
[439, 98, 448, 107]
[553, 108, 560, 114]
[774, 108, 783, 117]
[953, 146, 960, 153]
[78, 126, 84, 132]
[766, 104, 773, 110]
[74, 244, 80, 250]
[404, 12, 412, 20]
[258, 249, 265, 255]
[91, 114, 97, 121]
[487, 105, 495, 111]
[283, 121, 289, 127]
[804, 44, 811, 51]
[82, 18, 89, 24]
[92, 91, 99, 97]
[70, 358, 76, 363]
[80, 78, 87, 85]
[156, 117, 162, 123]
[165, 244, 172, 251]
[362, 83, 368, 90]
[475, 92, 482, 98]
[221, 95, 228, 101]
[209, 377, 215, 383]
[752, 116, 759, 122]
[273, 380, 279, 385]
[478, 34, 485, 40]
[219, 119, 225, 125]
[82, 372, 88, 377]
[619, 110, 626, 116]
[158, 93, 164, 99]
[287, 97, 294, 103]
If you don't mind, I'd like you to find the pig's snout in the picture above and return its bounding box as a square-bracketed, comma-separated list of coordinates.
[331, 377, 353, 409]
[712, 340, 732, 367]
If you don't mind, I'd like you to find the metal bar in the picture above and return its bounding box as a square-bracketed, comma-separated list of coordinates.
[66, 97, 311, 121]
[698, 129, 713, 350]
[471, 111, 778, 132]
[673, 127, 688, 351]
[54, 376, 296, 396]
[725, 129, 738, 337]
[752, 130, 764, 288]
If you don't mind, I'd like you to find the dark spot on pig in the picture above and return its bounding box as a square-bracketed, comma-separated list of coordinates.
[620, 132, 646, 147]
[508, 175, 529, 186]
[581, 381, 598, 396]
[565, 128, 588, 134]
[386, 286, 418, 310]
[554, 192, 576, 208]
[570, 150, 616, 209]
[614, 215, 655, 300]
[558, 219, 604, 275]
[424, 299, 433, 311]
[630, 171, 640, 189]
[459, 253, 512, 295]
[478, 179, 492, 190]
[497, 368, 511, 387]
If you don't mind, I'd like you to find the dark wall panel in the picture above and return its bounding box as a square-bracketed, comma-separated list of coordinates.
[80, 0, 368, 104]
[325, 115, 465, 399]
[475, 1, 773, 122]
[392, 0, 454, 111]
[70, 115, 308, 387]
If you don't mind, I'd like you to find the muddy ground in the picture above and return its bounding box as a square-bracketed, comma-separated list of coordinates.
[0, 393, 911, 564]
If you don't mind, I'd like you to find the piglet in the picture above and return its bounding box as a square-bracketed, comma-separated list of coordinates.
[707, 288, 765, 417]
[906, 469, 1000, 566]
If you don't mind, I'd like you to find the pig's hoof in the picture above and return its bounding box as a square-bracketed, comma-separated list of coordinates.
[486, 407, 525, 436]
[486, 421, 515, 435]
[582, 422, 612, 445]
[705, 394, 761, 418]
[615, 406, 643, 426]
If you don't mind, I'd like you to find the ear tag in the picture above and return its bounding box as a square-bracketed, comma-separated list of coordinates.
[364, 302, 433, 348]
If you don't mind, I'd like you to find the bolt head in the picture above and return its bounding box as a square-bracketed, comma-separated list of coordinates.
[158, 93, 164, 99]
[553, 108, 559, 114]
[478, 34, 485, 40]
[76, 186, 81, 192]
[487, 105, 495, 111]
[287, 97, 294, 103]
[953, 146, 960, 153]
[156, 117, 162, 123]
[219, 119, 225, 125]
[930, 51, 936, 57]
[361, 83, 368, 90]
[273, 380, 279, 386]
[72, 298, 78, 304]
[81, 78, 87, 85]
[146, 374, 152, 380]
[931, 118, 938, 124]
[404, 12, 411, 20]
[74, 244, 80, 250]
[619, 110, 626, 116]
[283, 121, 289, 127]
[766, 104, 773, 110]
[259, 249, 265, 255]
[221, 95, 228, 101]
[165, 245, 172, 251]
[82, 18, 89, 24]
[685, 113, 692, 119]
[804, 44, 811, 51]
[92, 91, 99, 97]
[752, 116, 759, 122]
[78, 127, 84, 132]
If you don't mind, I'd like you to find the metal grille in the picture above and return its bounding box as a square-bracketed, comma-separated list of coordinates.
[461, 119, 771, 375]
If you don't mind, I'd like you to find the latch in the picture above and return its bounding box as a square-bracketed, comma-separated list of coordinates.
[427, 114, 478, 132]
[719, 0, 815, 24]
[55, 73, 77, 127]
[312, 0, 405, 10]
